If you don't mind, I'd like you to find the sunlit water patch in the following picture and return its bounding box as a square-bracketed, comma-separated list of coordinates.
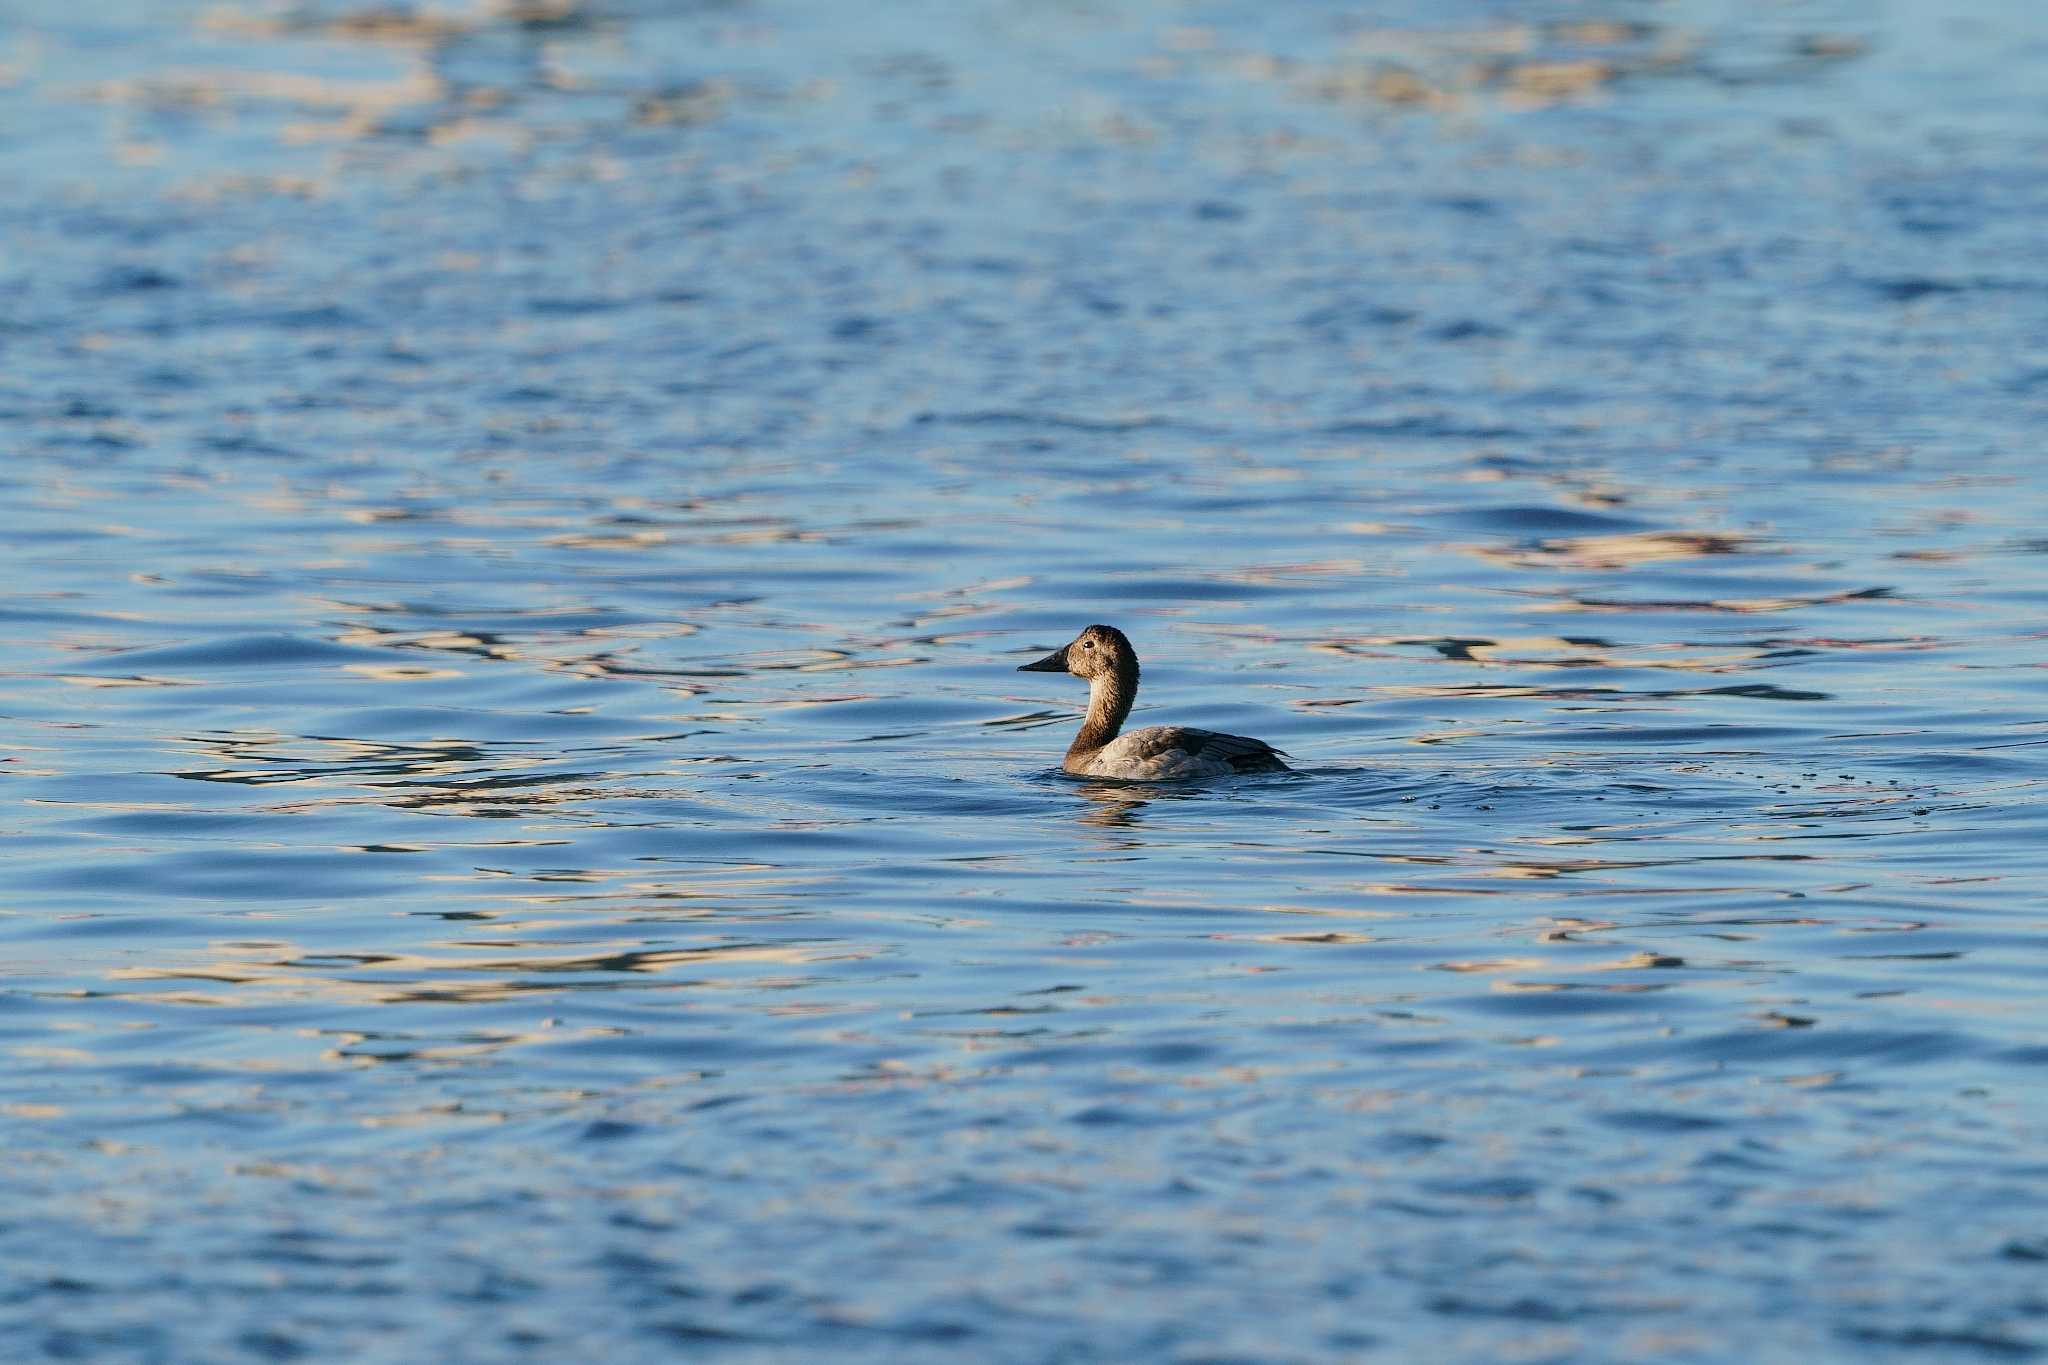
[3, 0, 2046, 1360]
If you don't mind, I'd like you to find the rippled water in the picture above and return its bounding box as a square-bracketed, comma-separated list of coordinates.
[5, 0, 2047, 1359]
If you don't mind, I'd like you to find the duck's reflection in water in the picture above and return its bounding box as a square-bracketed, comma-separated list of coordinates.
[1073, 781, 1153, 831]
[1067, 773, 1304, 841]
[1069, 780, 1227, 847]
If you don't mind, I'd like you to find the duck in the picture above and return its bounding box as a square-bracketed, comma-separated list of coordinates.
[1017, 624, 1289, 779]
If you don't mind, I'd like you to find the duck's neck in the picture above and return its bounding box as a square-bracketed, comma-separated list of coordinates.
[1069, 660, 1138, 757]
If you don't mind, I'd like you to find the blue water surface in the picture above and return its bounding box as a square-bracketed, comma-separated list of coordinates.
[3, 0, 2046, 1359]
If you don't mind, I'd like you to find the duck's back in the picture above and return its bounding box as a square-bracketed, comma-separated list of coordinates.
[1069, 725, 1288, 780]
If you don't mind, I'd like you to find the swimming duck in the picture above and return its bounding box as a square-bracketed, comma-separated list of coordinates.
[1017, 624, 1288, 779]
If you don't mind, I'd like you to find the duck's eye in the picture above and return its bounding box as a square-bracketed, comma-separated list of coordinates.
[1081, 640, 1094, 650]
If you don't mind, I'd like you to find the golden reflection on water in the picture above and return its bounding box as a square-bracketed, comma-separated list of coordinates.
[1234, 930, 1377, 945]
[175, 732, 551, 786]
[107, 937, 868, 1007]
[343, 663, 465, 681]
[51, 673, 194, 689]
[1306, 633, 1779, 671]
[1468, 532, 1756, 570]
[1235, 16, 1702, 114]
[1527, 586, 1896, 615]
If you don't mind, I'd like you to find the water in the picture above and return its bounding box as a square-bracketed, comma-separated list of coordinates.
[4, 0, 2047, 1359]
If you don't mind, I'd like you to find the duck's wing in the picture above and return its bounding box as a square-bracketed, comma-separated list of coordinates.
[1123, 726, 1289, 773]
